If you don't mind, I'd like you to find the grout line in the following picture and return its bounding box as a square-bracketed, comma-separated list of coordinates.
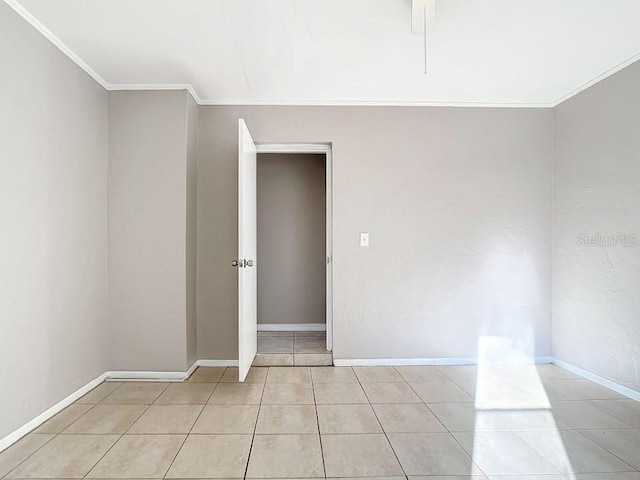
[353, 368, 409, 479]
[310, 365, 327, 479]
[243, 367, 268, 479]
[161, 367, 222, 479]
[1, 380, 126, 479]
[78, 382, 170, 479]
[396, 366, 491, 479]
[0, 433, 57, 479]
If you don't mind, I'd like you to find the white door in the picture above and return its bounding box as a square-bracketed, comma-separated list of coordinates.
[238, 119, 257, 382]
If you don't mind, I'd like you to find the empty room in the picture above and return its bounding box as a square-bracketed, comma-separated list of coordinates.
[1, 0, 639, 478]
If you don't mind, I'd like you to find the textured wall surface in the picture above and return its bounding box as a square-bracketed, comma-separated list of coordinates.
[553, 60, 640, 390]
[257, 153, 326, 325]
[0, 3, 108, 440]
[197, 106, 552, 361]
[108, 90, 190, 371]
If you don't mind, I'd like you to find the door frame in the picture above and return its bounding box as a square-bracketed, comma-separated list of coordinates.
[255, 143, 334, 352]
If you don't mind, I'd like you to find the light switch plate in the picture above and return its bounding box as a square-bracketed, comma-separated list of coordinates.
[360, 232, 369, 247]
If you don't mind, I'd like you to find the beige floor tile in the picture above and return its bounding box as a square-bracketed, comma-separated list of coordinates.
[256, 404, 318, 434]
[258, 331, 294, 337]
[208, 383, 264, 404]
[317, 404, 382, 434]
[262, 383, 314, 404]
[535, 364, 582, 381]
[436, 366, 478, 384]
[550, 401, 630, 429]
[154, 382, 215, 404]
[253, 354, 294, 366]
[33, 404, 93, 433]
[258, 336, 294, 354]
[294, 337, 326, 347]
[545, 379, 624, 400]
[62, 404, 146, 434]
[0, 434, 54, 478]
[266, 367, 312, 383]
[353, 366, 405, 383]
[570, 474, 640, 480]
[492, 408, 569, 431]
[373, 403, 446, 433]
[361, 382, 421, 403]
[294, 337, 328, 354]
[395, 366, 451, 383]
[166, 434, 252, 478]
[516, 429, 635, 474]
[101, 382, 169, 404]
[477, 364, 542, 382]
[322, 434, 403, 477]
[76, 382, 123, 404]
[186, 366, 226, 383]
[428, 403, 508, 432]
[313, 382, 368, 404]
[334, 478, 407, 480]
[589, 399, 640, 428]
[87, 435, 184, 478]
[127, 405, 203, 434]
[8, 434, 118, 478]
[220, 367, 268, 383]
[410, 381, 474, 403]
[474, 380, 552, 410]
[410, 477, 486, 480]
[246, 434, 324, 478]
[455, 379, 480, 397]
[453, 431, 560, 475]
[388, 432, 478, 476]
[311, 366, 357, 383]
[294, 353, 333, 366]
[295, 330, 325, 337]
[580, 429, 640, 470]
[192, 404, 259, 434]
[486, 476, 563, 480]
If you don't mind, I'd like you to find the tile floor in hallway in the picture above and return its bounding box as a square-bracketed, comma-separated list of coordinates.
[1, 364, 640, 479]
[255, 330, 332, 366]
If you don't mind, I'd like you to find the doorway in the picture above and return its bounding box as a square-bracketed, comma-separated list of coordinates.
[254, 150, 331, 366]
[236, 120, 333, 379]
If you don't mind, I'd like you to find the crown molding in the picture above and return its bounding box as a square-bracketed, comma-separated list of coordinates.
[551, 52, 640, 107]
[107, 83, 202, 104]
[5, 0, 639, 109]
[4, 0, 109, 89]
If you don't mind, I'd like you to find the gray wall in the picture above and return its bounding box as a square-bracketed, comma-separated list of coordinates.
[108, 90, 193, 371]
[197, 106, 552, 361]
[553, 60, 640, 390]
[257, 153, 326, 325]
[0, 3, 108, 441]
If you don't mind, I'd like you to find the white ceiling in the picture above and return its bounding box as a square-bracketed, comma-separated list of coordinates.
[8, 0, 640, 106]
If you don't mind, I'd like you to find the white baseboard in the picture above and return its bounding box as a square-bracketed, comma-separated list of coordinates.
[105, 370, 187, 382]
[258, 323, 326, 332]
[105, 359, 235, 382]
[334, 356, 553, 367]
[551, 357, 640, 401]
[0, 372, 108, 452]
[197, 359, 239, 367]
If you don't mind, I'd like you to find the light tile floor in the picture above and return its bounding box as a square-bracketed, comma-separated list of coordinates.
[255, 330, 332, 366]
[1, 364, 640, 479]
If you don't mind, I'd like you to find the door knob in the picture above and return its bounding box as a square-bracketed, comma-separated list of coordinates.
[231, 260, 240, 267]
